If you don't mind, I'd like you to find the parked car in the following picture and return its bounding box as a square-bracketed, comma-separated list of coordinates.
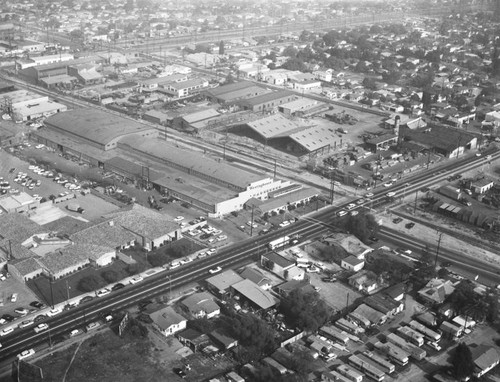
[14, 308, 29, 317]
[209, 266, 222, 274]
[34, 323, 49, 333]
[17, 349, 35, 360]
[96, 288, 111, 297]
[405, 222, 415, 229]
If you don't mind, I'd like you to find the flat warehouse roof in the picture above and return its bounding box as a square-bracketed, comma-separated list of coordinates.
[44, 109, 155, 146]
[205, 80, 256, 96]
[119, 136, 266, 189]
[247, 114, 303, 139]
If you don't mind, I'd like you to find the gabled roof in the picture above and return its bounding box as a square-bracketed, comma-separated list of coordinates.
[473, 346, 500, 372]
[180, 292, 219, 315]
[149, 306, 186, 330]
[231, 279, 278, 310]
[239, 267, 271, 287]
[262, 251, 294, 269]
[206, 269, 244, 293]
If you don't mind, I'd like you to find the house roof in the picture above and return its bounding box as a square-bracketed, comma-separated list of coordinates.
[41, 244, 114, 274]
[277, 279, 314, 295]
[182, 108, 220, 124]
[10, 257, 43, 276]
[210, 329, 238, 349]
[180, 292, 220, 315]
[69, 219, 139, 249]
[206, 269, 244, 293]
[403, 124, 478, 153]
[239, 267, 271, 287]
[348, 270, 377, 286]
[418, 278, 455, 304]
[473, 346, 500, 372]
[353, 303, 386, 324]
[104, 204, 179, 239]
[383, 283, 406, 299]
[231, 279, 278, 310]
[149, 306, 186, 330]
[0, 213, 44, 243]
[263, 252, 294, 269]
[342, 255, 364, 267]
[327, 234, 373, 258]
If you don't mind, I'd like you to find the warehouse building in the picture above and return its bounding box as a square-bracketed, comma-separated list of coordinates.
[238, 90, 296, 112]
[40, 109, 158, 151]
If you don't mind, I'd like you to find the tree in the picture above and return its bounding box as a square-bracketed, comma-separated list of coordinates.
[382, 70, 402, 85]
[126, 262, 146, 275]
[148, 253, 168, 267]
[451, 343, 474, 380]
[101, 270, 119, 283]
[363, 77, 377, 91]
[345, 213, 379, 243]
[280, 289, 331, 332]
[78, 275, 102, 292]
[282, 45, 298, 58]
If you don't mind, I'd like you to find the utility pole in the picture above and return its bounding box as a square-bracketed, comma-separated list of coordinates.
[434, 231, 444, 268]
[273, 159, 277, 179]
[250, 205, 255, 237]
[330, 172, 335, 204]
[49, 278, 55, 309]
[413, 190, 419, 214]
[66, 280, 70, 301]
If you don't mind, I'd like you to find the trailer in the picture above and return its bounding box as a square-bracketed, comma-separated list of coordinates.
[397, 326, 425, 347]
[374, 341, 409, 366]
[319, 325, 350, 345]
[409, 320, 442, 342]
[386, 333, 426, 361]
[335, 318, 364, 335]
[363, 350, 396, 374]
[440, 321, 463, 338]
[66, 203, 84, 213]
[337, 364, 363, 382]
[268, 236, 290, 250]
[348, 354, 385, 381]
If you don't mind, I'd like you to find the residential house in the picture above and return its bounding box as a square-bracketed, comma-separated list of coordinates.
[180, 292, 220, 319]
[275, 279, 314, 297]
[313, 69, 333, 82]
[324, 233, 373, 259]
[260, 252, 295, 279]
[418, 278, 455, 305]
[210, 329, 239, 350]
[176, 328, 210, 352]
[230, 279, 279, 311]
[348, 270, 378, 293]
[206, 269, 244, 296]
[239, 267, 272, 290]
[351, 303, 387, 326]
[470, 179, 494, 194]
[472, 346, 500, 378]
[341, 256, 365, 272]
[149, 306, 187, 337]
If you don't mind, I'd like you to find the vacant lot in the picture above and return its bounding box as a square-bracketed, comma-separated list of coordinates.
[33, 329, 170, 382]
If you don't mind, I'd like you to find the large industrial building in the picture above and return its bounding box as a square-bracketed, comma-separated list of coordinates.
[33, 109, 296, 217]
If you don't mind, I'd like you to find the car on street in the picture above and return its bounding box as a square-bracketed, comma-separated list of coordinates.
[129, 276, 144, 284]
[47, 307, 63, 317]
[209, 266, 222, 274]
[365, 192, 374, 198]
[392, 217, 403, 224]
[383, 182, 393, 187]
[350, 211, 358, 216]
[18, 320, 34, 328]
[386, 191, 396, 197]
[405, 222, 415, 229]
[34, 323, 49, 333]
[0, 327, 14, 336]
[369, 236, 379, 242]
[17, 349, 35, 360]
[96, 288, 111, 297]
[79, 296, 94, 304]
[207, 248, 216, 255]
[346, 203, 357, 210]
[14, 308, 29, 317]
[112, 283, 125, 291]
[30, 301, 45, 309]
[70, 329, 80, 337]
[337, 210, 347, 217]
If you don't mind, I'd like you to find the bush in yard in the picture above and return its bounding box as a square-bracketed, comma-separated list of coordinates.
[78, 275, 102, 292]
[101, 270, 120, 283]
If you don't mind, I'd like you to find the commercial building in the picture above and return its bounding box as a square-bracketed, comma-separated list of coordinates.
[204, 81, 269, 105]
[238, 90, 296, 112]
[41, 109, 158, 151]
[0, 192, 39, 213]
[341, 256, 365, 272]
[17, 53, 74, 70]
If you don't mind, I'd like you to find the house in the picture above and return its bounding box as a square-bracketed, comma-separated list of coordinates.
[230, 279, 279, 311]
[239, 267, 272, 290]
[418, 278, 455, 305]
[210, 329, 239, 350]
[365, 294, 404, 316]
[348, 270, 378, 293]
[206, 270, 244, 296]
[275, 279, 314, 297]
[324, 233, 373, 259]
[180, 292, 220, 319]
[472, 346, 500, 378]
[341, 256, 365, 272]
[382, 283, 406, 301]
[260, 252, 295, 279]
[470, 178, 494, 194]
[149, 306, 187, 337]
[351, 303, 387, 326]
[176, 328, 210, 352]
